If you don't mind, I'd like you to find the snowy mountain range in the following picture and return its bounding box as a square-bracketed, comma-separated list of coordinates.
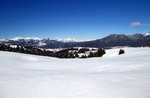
[0, 33, 150, 48]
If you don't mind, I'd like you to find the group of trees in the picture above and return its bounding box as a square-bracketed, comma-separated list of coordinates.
[88, 48, 106, 57]
[54, 48, 106, 58]
[0, 44, 53, 56]
[54, 49, 76, 58]
[0, 44, 106, 58]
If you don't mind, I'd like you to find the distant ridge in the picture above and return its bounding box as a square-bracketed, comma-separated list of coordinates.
[0, 32, 150, 48]
[57, 38, 93, 42]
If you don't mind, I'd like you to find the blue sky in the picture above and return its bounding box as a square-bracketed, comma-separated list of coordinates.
[0, 0, 150, 39]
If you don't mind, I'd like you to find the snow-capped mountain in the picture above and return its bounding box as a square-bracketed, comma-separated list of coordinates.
[1, 37, 41, 42]
[36, 41, 47, 46]
[0, 32, 150, 48]
[142, 32, 150, 36]
[9, 37, 41, 41]
[57, 38, 81, 42]
[57, 38, 92, 42]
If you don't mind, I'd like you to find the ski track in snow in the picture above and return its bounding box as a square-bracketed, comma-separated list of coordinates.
[0, 47, 150, 98]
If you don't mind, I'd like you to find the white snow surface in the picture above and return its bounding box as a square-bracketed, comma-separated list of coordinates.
[0, 47, 150, 98]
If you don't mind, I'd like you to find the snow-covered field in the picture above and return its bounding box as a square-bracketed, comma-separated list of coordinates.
[0, 47, 150, 98]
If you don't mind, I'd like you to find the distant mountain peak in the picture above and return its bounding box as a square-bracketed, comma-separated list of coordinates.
[142, 32, 150, 36]
[57, 38, 92, 42]
[9, 37, 41, 41]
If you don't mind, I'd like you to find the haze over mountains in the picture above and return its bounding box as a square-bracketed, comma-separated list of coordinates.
[0, 33, 150, 48]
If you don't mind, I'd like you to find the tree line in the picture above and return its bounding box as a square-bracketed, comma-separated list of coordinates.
[0, 44, 105, 58]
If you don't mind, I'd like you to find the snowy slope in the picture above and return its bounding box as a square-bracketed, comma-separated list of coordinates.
[0, 47, 150, 98]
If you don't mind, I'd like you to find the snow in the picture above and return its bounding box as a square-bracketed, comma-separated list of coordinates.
[0, 47, 150, 98]
[45, 48, 63, 52]
[10, 45, 17, 48]
[142, 32, 150, 36]
[0, 39, 6, 41]
[37, 41, 46, 46]
[57, 38, 93, 42]
[9, 37, 41, 41]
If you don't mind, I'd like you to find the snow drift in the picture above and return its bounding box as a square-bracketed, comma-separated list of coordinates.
[0, 47, 150, 98]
